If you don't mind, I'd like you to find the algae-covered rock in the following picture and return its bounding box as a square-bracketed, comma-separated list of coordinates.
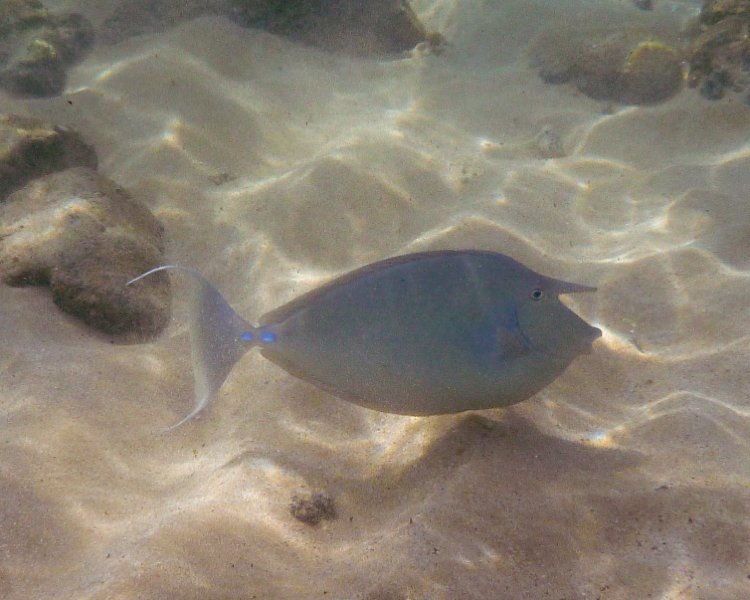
[531, 28, 683, 105]
[1, 36, 66, 96]
[686, 0, 750, 102]
[0, 1, 94, 96]
[0, 113, 97, 201]
[230, 0, 428, 55]
[699, 0, 750, 26]
[0, 168, 170, 338]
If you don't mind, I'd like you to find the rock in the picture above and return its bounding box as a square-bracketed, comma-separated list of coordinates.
[0, 1, 94, 97]
[699, 68, 732, 100]
[0, 0, 49, 36]
[99, 0, 431, 57]
[230, 0, 428, 55]
[0, 168, 170, 338]
[42, 13, 95, 64]
[289, 492, 336, 526]
[699, 0, 750, 26]
[0, 114, 98, 201]
[686, 1, 750, 102]
[1, 36, 67, 96]
[99, 0, 231, 45]
[530, 28, 683, 105]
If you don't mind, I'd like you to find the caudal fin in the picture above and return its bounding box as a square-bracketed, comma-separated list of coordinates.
[127, 266, 255, 429]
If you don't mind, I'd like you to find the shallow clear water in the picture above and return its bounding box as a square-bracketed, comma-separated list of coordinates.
[2, 1, 749, 598]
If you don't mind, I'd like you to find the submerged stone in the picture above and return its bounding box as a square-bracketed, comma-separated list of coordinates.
[699, 0, 750, 26]
[0, 1, 94, 97]
[99, 0, 230, 45]
[531, 28, 683, 105]
[0, 0, 49, 37]
[0, 113, 98, 200]
[686, 1, 750, 102]
[0, 168, 170, 338]
[99, 0, 431, 57]
[230, 0, 428, 55]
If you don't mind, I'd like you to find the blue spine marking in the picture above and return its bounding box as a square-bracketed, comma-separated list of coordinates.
[260, 330, 278, 343]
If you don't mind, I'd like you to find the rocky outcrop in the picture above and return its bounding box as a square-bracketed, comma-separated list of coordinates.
[0, 168, 171, 338]
[0, 0, 94, 96]
[530, 28, 683, 106]
[686, 0, 750, 102]
[99, 0, 432, 57]
[229, 0, 429, 55]
[0, 114, 97, 200]
[0, 114, 170, 339]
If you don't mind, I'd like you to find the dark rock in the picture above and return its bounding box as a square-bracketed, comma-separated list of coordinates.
[0, 114, 98, 201]
[289, 492, 336, 526]
[699, 0, 750, 26]
[0, 1, 94, 97]
[0, 168, 170, 338]
[531, 28, 683, 105]
[686, 1, 750, 102]
[45, 13, 96, 64]
[0, 0, 50, 37]
[633, 0, 654, 10]
[1, 36, 67, 96]
[700, 68, 730, 99]
[99, 0, 231, 45]
[99, 0, 430, 57]
[230, 0, 428, 55]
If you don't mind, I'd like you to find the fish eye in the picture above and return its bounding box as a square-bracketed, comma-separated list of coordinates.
[530, 288, 544, 301]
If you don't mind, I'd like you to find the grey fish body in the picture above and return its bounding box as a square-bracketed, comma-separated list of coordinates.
[129, 251, 601, 427]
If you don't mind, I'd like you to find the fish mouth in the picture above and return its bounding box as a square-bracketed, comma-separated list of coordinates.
[583, 324, 603, 352]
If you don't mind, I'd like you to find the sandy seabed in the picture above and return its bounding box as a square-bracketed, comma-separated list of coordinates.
[2, 1, 750, 598]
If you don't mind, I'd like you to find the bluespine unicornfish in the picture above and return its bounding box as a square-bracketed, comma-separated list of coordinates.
[128, 251, 601, 429]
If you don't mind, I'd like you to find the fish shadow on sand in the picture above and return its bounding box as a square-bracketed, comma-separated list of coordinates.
[111, 410, 750, 600]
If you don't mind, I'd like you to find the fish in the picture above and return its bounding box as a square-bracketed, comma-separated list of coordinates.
[128, 250, 602, 428]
